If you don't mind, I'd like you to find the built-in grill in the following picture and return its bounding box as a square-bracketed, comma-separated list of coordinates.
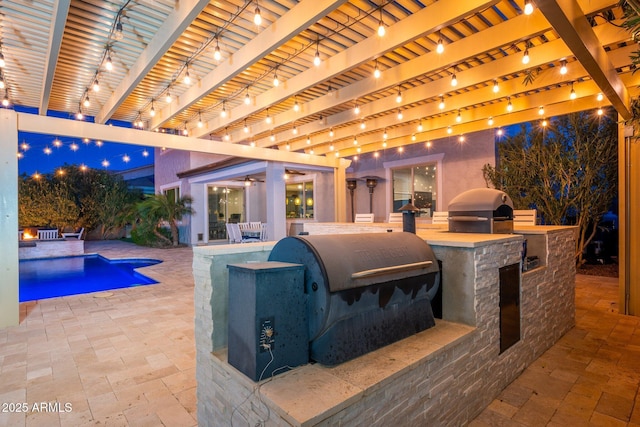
[448, 188, 514, 233]
[266, 232, 440, 366]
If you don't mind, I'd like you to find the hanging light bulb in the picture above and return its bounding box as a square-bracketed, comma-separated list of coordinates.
[493, 79, 499, 93]
[451, 70, 457, 87]
[488, 116, 494, 126]
[2, 95, 10, 107]
[522, 48, 530, 65]
[436, 36, 444, 54]
[541, 118, 548, 127]
[524, 0, 534, 15]
[115, 19, 124, 40]
[456, 110, 462, 123]
[538, 105, 544, 115]
[224, 128, 231, 141]
[245, 88, 251, 105]
[597, 92, 604, 102]
[150, 100, 156, 117]
[570, 82, 577, 99]
[0, 48, 5, 68]
[0, 73, 5, 89]
[220, 101, 227, 118]
[383, 129, 388, 140]
[396, 88, 402, 103]
[166, 90, 172, 103]
[83, 94, 90, 108]
[447, 126, 452, 134]
[377, 7, 385, 37]
[506, 97, 513, 112]
[426, 141, 432, 148]
[254, 0, 262, 26]
[183, 127, 188, 136]
[105, 50, 113, 71]
[373, 61, 381, 79]
[417, 120, 423, 132]
[353, 136, 358, 145]
[560, 60, 567, 75]
[329, 143, 335, 151]
[76, 110, 83, 120]
[184, 66, 191, 85]
[382, 141, 387, 148]
[397, 109, 403, 120]
[102, 159, 110, 168]
[44, 147, 52, 155]
[306, 136, 311, 145]
[329, 127, 335, 138]
[270, 133, 276, 142]
[458, 135, 465, 143]
[497, 128, 504, 136]
[286, 142, 291, 150]
[243, 120, 249, 133]
[265, 109, 272, 124]
[197, 113, 203, 128]
[597, 107, 604, 116]
[292, 124, 298, 135]
[354, 102, 360, 115]
[314, 41, 321, 67]
[411, 134, 416, 141]
[293, 97, 300, 112]
[360, 119, 366, 130]
[214, 38, 222, 61]
[92, 78, 100, 92]
[439, 96, 445, 110]
[273, 69, 279, 87]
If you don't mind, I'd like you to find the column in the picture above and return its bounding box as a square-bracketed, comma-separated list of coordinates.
[265, 162, 286, 240]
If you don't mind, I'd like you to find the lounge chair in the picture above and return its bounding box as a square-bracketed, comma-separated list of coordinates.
[62, 227, 85, 239]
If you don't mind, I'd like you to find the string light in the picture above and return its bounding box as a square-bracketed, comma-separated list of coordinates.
[265, 109, 272, 124]
[293, 97, 300, 112]
[395, 87, 402, 103]
[411, 134, 416, 141]
[439, 96, 445, 110]
[570, 82, 576, 99]
[353, 136, 358, 145]
[360, 119, 366, 130]
[224, 128, 231, 141]
[213, 38, 222, 61]
[198, 112, 203, 128]
[292, 124, 298, 135]
[0, 45, 5, 68]
[447, 126, 452, 134]
[2, 93, 9, 107]
[456, 110, 462, 123]
[397, 109, 403, 120]
[458, 135, 465, 143]
[102, 159, 110, 168]
[83, 93, 90, 107]
[417, 120, 423, 132]
[273, 69, 279, 87]
[150, 100, 156, 117]
[541, 118, 548, 127]
[184, 65, 191, 85]
[253, 0, 262, 26]
[560, 60, 567, 75]
[497, 128, 504, 136]
[123, 154, 130, 163]
[506, 97, 513, 112]
[383, 129, 388, 140]
[493, 79, 499, 93]
[329, 143, 335, 151]
[538, 105, 544, 115]
[451, 69, 458, 87]
[69, 143, 79, 152]
[524, 0, 534, 15]
[522, 46, 530, 65]
[76, 105, 83, 120]
[597, 92, 604, 102]
[165, 90, 172, 103]
[597, 107, 604, 116]
[488, 116, 494, 126]
[426, 141, 432, 148]
[329, 128, 334, 138]
[0, 73, 6, 89]
[354, 101, 360, 115]
[377, 6, 385, 37]
[105, 50, 113, 71]
[243, 119, 249, 133]
[115, 18, 124, 41]
[220, 101, 227, 118]
[244, 88, 251, 105]
[306, 136, 311, 144]
[286, 142, 291, 150]
[373, 60, 381, 79]
[436, 35, 444, 54]
[92, 77, 100, 92]
[314, 40, 321, 67]
[44, 147, 52, 155]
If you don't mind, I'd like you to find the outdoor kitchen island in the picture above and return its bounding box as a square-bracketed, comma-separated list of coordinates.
[192, 225, 575, 426]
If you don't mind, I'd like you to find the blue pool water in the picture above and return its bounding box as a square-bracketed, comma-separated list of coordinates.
[19, 255, 162, 302]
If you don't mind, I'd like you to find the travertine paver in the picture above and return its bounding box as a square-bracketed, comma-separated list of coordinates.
[0, 241, 196, 427]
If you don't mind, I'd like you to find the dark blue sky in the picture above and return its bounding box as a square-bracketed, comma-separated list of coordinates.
[15, 106, 154, 176]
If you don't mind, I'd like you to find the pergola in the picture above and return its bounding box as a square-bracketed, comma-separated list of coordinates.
[1, 0, 639, 328]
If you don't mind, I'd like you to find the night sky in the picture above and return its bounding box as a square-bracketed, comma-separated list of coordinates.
[15, 106, 154, 176]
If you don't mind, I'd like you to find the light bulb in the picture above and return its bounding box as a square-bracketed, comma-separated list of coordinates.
[497, 128, 504, 136]
[360, 120, 366, 130]
[570, 85, 577, 99]
[412, 134, 416, 141]
[436, 38, 444, 54]
[244, 124, 249, 133]
[254, 5, 262, 26]
[488, 116, 494, 126]
[493, 80, 499, 93]
[396, 90, 402, 103]
[93, 79, 100, 92]
[598, 107, 603, 116]
[329, 144, 334, 151]
[273, 72, 279, 87]
[265, 113, 272, 124]
[150, 105, 156, 117]
[115, 21, 124, 40]
[292, 126, 298, 135]
[382, 141, 387, 148]
[397, 109, 403, 120]
[0, 52, 5, 68]
[270, 133, 276, 142]
[293, 99, 300, 112]
[245, 92, 251, 105]
[214, 40, 222, 61]
[221, 104, 227, 118]
[183, 128, 188, 136]
[0, 76, 5, 89]
[542, 119, 548, 127]
[507, 98, 513, 112]
[374, 63, 381, 79]
[166, 92, 172, 103]
[105, 55, 113, 71]
[560, 60, 567, 75]
[76, 111, 83, 120]
[354, 104, 360, 115]
[224, 131, 231, 141]
[314, 50, 321, 67]
[329, 128, 334, 138]
[184, 70, 191, 85]
[307, 136, 311, 144]
[597, 92, 604, 102]
[417, 121, 423, 132]
[456, 111, 462, 123]
[522, 49, 530, 65]
[426, 141, 432, 148]
[439, 97, 445, 110]
[524, 0, 534, 15]
[451, 73, 457, 87]
[377, 21, 385, 37]
[538, 106, 544, 115]
[447, 126, 452, 134]
[83, 97, 90, 107]
[286, 143, 291, 150]
[383, 130, 388, 140]
[353, 137, 358, 145]
[198, 116, 203, 128]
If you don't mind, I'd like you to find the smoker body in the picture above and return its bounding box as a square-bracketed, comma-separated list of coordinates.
[448, 188, 514, 233]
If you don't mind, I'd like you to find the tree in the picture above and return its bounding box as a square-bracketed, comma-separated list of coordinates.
[483, 110, 618, 265]
[137, 193, 194, 247]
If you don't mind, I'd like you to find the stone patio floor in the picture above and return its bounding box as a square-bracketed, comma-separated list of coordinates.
[0, 240, 637, 426]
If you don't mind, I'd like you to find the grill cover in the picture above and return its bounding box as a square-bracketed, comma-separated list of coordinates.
[268, 232, 440, 365]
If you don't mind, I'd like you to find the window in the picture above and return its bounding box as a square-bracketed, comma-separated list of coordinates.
[207, 186, 245, 240]
[286, 181, 314, 218]
[392, 164, 437, 217]
[164, 187, 180, 202]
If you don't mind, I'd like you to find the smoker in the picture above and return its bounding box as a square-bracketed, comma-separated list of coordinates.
[263, 232, 440, 366]
[447, 188, 514, 234]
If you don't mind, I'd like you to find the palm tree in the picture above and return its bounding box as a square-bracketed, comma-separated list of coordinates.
[138, 193, 194, 247]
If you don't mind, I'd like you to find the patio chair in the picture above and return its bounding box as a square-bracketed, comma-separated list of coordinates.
[259, 223, 268, 242]
[513, 209, 537, 226]
[62, 227, 85, 239]
[354, 213, 375, 223]
[37, 229, 59, 240]
[225, 223, 243, 243]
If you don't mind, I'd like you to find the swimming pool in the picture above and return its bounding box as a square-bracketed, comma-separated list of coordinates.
[19, 254, 162, 302]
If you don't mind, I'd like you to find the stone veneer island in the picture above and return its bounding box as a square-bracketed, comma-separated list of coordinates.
[192, 225, 575, 426]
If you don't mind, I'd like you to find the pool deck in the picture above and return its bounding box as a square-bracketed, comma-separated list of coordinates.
[1, 240, 639, 426]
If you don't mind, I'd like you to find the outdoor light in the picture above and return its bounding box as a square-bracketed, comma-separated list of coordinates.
[451, 71, 457, 87]
[360, 120, 366, 130]
[439, 96, 445, 110]
[560, 60, 567, 75]
[538, 105, 544, 115]
[253, 1, 262, 26]
[329, 128, 334, 138]
[0, 74, 6, 89]
[214, 39, 222, 61]
[507, 97, 513, 112]
[115, 19, 124, 40]
[293, 98, 300, 112]
[184, 68, 191, 85]
[382, 141, 387, 147]
[270, 133, 276, 142]
[224, 129, 231, 141]
[286, 142, 291, 150]
[522, 48, 530, 65]
[488, 116, 494, 126]
[570, 83, 577, 99]
[245, 89, 251, 105]
[412, 134, 416, 141]
[598, 107, 604, 116]
[292, 125, 298, 135]
[243, 120, 249, 133]
[459, 135, 465, 143]
[436, 37, 444, 54]
[76, 110, 83, 120]
[83, 95, 90, 107]
[396, 88, 402, 103]
[93, 78, 100, 92]
[497, 128, 504, 136]
[397, 109, 403, 120]
[383, 129, 388, 139]
[447, 126, 452, 134]
[314, 41, 321, 67]
[265, 109, 272, 124]
[597, 92, 604, 102]
[426, 141, 432, 148]
[105, 53, 113, 71]
[377, 8, 385, 37]
[417, 120, 423, 132]
[309, 149, 314, 155]
[397, 146, 403, 153]
[493, 79, 499, 93]
[165, 91, 172, 103]
[198, 113, 203, 128]
[306, 136, 311, 144]
[354, 102, 360, 115]
[273, 70, 279, 87]
[353, 136, 358, 145]
[245, 176, 252, 187]
[150, 101, 156, 117]
[374, 61, 381, 78]
[524, 0, 534, 15]
[329, 143, 334, 151]
[221, 102, 227, 118]
[44, 147, 52, 155]
[456, 111, 462, 123]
